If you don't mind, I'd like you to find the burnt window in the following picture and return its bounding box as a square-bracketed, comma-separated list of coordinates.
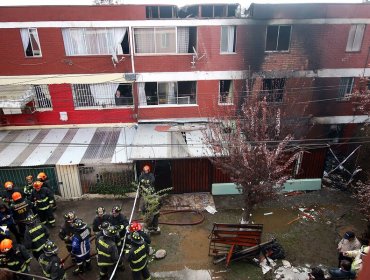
[178, 5, 199, 18]
[200, 4, 238, 18]
[261, 78, 286, 103]
[201, 5, 213, 17]
[214, 5, 225, 17]
[146, 6, 176, 19]
[219, 80, 233, 104]
[178, 81, 196, 104]
[265, 25, 291, 51]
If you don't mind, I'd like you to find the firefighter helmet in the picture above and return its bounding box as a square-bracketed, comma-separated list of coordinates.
[98, 221, 110, 231]
[0, 238, 13, 252]
[37, 172, 47, 181]
[96, 206, 105, 215]
[129, 231, 144, 245]
[64, 211, 76, 223]
[129, 221, 142, 232]
[111, 205, 122, 214]
[73, 218, 87, 230]
[25, 214, 37, 225]
[12, 192, 22, 202]
[43, 240, 58, 256]
[361, 245, 369, 255]
[4, 181, 13, 190]
[33, 181, 43, 190]
[103, 225, 118, 238]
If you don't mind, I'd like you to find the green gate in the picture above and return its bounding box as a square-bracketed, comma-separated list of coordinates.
[0, 166, 59, 194]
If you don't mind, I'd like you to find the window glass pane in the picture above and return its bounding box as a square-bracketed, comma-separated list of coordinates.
[277, 26, 291, 51]
[352, 24, 365, 51]
[155, 27, 176, 53]
[346, 25, 357, 51]
[266, 26, 279, 51]
[134, 28, 155, 53]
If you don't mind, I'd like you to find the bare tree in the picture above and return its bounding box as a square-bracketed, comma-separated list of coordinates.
[205, 93, 302, 222]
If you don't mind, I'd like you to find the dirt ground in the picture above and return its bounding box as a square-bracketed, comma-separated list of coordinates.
[24, 187, 367, 280]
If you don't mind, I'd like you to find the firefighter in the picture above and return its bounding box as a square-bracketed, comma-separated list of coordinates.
[138, 165, 155, 188]
[71, 218, 91, 275]
[23, 214, 49, 259]
[36, 172, 57, 210]
[0, 203, 20, 243]
[0, 238, 32, 280]
[128, 221, 151, 245]
[95, 221, 111, 246]
[10, 192, 33, 240]
[127, 231, 151, 280]
[96, 225, 119, 280]
[2, 181, 23, 206]
[38, 240, 66, 280]
[93, 206, 109, 234]
[0, 226, 10, 243]
[23, 175, 34, 200]
[58, 211, 76, 257]
[30, 181, 55, 227]
[108, 205, 129, 245]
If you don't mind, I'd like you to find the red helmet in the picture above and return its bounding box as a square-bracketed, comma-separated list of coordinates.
[129, 222, 142, 232]
[12, 192, 22, 201]
[4, 181, 13, 190]
[37, 172, 47, 181]
[33, 181, 43, 191]
[0, 238, 13, 252]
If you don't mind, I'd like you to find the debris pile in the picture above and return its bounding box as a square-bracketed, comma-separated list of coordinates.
[274, 261, 311, 280]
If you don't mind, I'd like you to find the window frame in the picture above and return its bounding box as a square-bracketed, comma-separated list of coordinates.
[220, 26, 237, 54]
[338, 77, 354, 100]
[21, 28, 42, 58]
[32, 85, 52, 111]
[261, 78, 286, 103]
[346, 24, 366, 52]
[265, 25, 292, 52]
[219, 80, 234, 105]
[134, 26, 197, 55]
[140, 81, 197, 107]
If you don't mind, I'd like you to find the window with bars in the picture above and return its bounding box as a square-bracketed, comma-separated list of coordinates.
[338, 77, 354, 99]
[20, 28, 42, 57]
[71, 83, 133, 109]
[346, 24, 365, 52]
[134, 27, 197, 54]
[32, 85, 52, 110]
[220, 26, 236, 53]
[219, 80, 233, 104]
[265, 25, 291, 52]
[138, 81, 196, 106]
[261, 78, 286, 103]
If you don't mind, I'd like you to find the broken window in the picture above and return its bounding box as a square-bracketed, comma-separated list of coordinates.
[220, 26, 236, 53]
[20, 28, 42, 57]
[219, 80, 233, 104]
[62, 28, 129, 55]
[138, 81, 197, 106]
[265, 25, 291, 52]
[261, 78, 286, 103]
[178, 5, 199, 18]
[146, 6, 176, 19]
[134, 27, 197, 54]
[71, 83, 133, 109]
[338, 77, 354, 99]
[346, 24, 365, 52]
[33, 85, 52, 109]
[200, 4, 238, 18]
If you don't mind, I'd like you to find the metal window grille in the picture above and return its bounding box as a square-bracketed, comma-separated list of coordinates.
[33, 85, 52, 109]
[338, 77, 354, 99]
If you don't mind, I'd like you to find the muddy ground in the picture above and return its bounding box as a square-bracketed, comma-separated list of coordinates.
[25, 187, 367, 280]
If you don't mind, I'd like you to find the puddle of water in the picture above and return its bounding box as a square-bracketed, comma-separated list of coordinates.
[252, 208, 299, 233]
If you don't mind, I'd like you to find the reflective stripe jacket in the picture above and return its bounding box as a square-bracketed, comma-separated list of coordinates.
[38, 253, 65, 280]
[0, 206, 16, 227]
[59, 222, 75, 245]
[3, 244, 32, 272]
[92, 214, 109, 233]
[108, 214, 129, 239]
[96, 236, 119, 267]
[10, 198, 33, 222]
[24, 223, 49, 252]
[127, 242, 149, 272]
[30, 187, 53, 211]
[71, 227, 91, 259]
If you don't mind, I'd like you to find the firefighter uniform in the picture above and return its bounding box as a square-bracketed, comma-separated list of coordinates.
[71, 219, 91, 274]
[127, 232, 151, 280]
[23, 176, 34, 201]
[0, 239, 32, 280]
[30, 182, 55, 227]
[96, 226, 119, 280]
[38, 240, 66, 280]
[23, 215, 49, 259]
[59, 211, 76, 254]
[10, 193, 33, 239]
